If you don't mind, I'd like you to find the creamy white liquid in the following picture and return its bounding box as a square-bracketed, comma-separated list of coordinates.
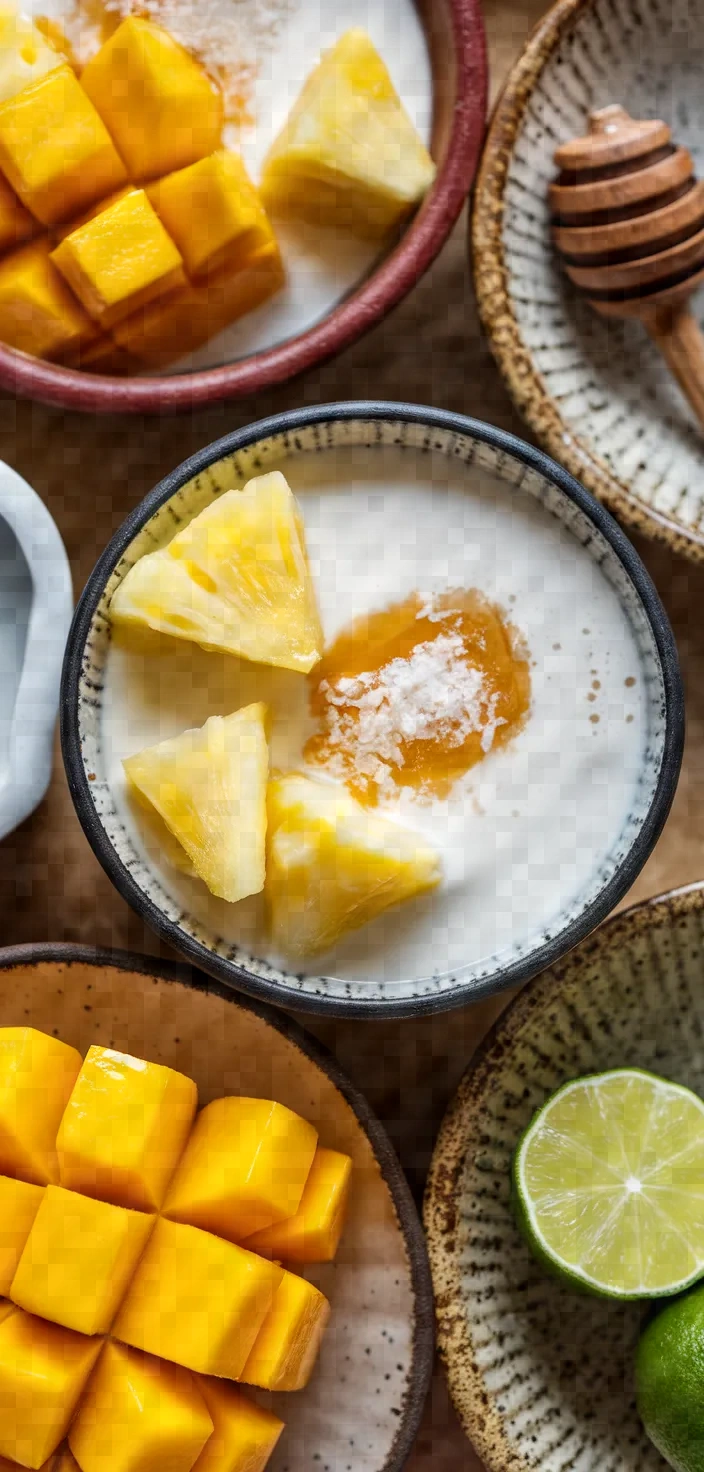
[102, 446, 647, 988]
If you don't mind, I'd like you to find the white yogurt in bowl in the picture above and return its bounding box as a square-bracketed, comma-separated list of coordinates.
[61, 406, 683, 1017]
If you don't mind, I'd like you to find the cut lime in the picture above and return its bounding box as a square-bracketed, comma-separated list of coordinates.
[512, 1068, 704, 1299]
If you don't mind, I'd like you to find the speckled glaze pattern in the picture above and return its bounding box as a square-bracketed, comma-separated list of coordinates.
[424, 883, 704, 1471]
[473, 0, 704, 562]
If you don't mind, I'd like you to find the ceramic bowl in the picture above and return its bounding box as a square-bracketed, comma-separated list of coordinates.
[0, 460, 73, 840]
[0, 941, 433, 1472]
[0, 0, 486, 415]
[473, 0, 704, 562]
[61, 402, 683, 1018]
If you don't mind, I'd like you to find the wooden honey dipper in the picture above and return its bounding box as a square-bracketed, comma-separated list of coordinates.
[550, 104, 704, 427]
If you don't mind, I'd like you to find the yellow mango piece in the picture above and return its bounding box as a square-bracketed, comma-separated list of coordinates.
[69, 1342, 214, 1472]
[81, 18, 223, 181]
[0, 1178, 43, 1295]
[62, 333, 134, 375]
[0, 1029, 82, 1187]
[193, 1381, 283, 1472]
[0, 239, 97, 361]
[51, 189, 185, 329]
[0, 7, 61, 105]
[0, 172, 35, 254]
[239, 1270, 330, 1392]
[0, 66, 127, 226]
[261, 29, 436, 239]
[56, 1045, 197, 1212]
[0, 1305, 102, 1469]
[113, 1218, 283, 1379]
[242, 1147, 352, 1263]
[164, 1097, 318, 1242]
[147, 151, 276, 281]
[11, 1185, 156, 1336]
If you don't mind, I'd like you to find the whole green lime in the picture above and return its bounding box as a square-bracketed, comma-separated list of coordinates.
[637, 1284, 704, 1470]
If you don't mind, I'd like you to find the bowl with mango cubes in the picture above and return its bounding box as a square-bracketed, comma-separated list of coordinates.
[0, 941, 433, 1472]
[0, 0, 486, 413]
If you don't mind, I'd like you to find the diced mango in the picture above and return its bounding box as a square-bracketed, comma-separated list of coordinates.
[0, 8, 62, 105]
[56, 1045, 197, 1213]
[11, 1185, 156, 1336]
[147, 151, 276, 281]
[69, 1343, 214, 1472]
[0, 1178, 43, 1295]
[49, 1452, 81, 1472]
[62, 333, 135, 376]
[242, 1148, 352, 1263]
[164, 1097, 318, 1241]
[193, 1381, 283, 1472]
[80, 18, 223, 182]
[0, 1305, 102, 1469]
[239, 1271, 330, 1392]
[113, 1218, 283, 1380]
[51, 189, 185, 329]
[0, 240, 97, 360]
[0, 66, 127, 226]
[0, 172, 35, 254]
[0, 1029, 82, 1186]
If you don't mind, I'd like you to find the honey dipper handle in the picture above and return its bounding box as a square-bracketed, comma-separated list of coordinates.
[644, 305, 704, 430]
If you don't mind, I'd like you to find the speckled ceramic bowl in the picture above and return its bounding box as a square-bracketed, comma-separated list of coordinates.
[473, 0, 704, 562]
[0, 941, 433, 1472]
[423, 882, 704, 1471]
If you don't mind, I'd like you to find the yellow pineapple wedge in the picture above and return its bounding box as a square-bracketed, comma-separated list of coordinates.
[123, 704, 269, 903]
[110, 472, 323, 674]
[261, 28, 437, 240]
[265, 771, 441, 959]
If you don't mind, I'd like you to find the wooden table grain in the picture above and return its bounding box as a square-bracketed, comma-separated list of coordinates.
[2, 0, 703, 1463]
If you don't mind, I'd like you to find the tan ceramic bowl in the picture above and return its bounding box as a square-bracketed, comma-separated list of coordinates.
[473, 0, 704, 562]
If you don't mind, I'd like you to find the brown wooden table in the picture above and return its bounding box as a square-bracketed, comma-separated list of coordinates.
[2, 0, 703, 1461]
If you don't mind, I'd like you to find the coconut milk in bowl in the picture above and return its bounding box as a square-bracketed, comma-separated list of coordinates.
[61, 405, 683, 1018]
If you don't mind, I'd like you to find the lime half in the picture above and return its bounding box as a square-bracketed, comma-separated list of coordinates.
[513, 1068, 704, 1299]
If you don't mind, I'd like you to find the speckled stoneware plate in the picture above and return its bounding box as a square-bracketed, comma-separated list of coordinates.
[0, 942, 433, 1472]
[423, 882, 704, 1471]
[473, 0, 704, 562]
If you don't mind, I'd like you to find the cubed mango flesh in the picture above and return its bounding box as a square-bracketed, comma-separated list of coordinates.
[0, 66, 127, 226]
[80, 18, 223, 182]
[164, 1097, 317, 1242]
[242, 1148, 352, 1263]
[0, 172, 35, 254]
[146, 151, 276, 281]
[239, 1271, 330, 1392]
[69, 1343, 214, 1472]
[51, 189, 185, 329]
[56, 1045, 197, 1213]
[113, 1218, 283, 1380]
[11, 1185, 156, 1336]
[0, 1178, 43, 1295]
[0, 1305, 102, 1469]
[193, 1381, 284, 1472]
[0, 1029, 82, 1186]
[0, 239, 97, 360]
[62, 334, 135, 375]
[0, 8, 61, 105]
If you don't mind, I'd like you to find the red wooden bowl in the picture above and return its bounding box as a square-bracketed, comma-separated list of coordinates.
[0, 0, 487, 415]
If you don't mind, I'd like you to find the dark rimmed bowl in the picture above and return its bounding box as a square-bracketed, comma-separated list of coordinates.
[0, 940, 434, 1472]
[61, 401, 684, 1018]
[0, 0, 486, 415]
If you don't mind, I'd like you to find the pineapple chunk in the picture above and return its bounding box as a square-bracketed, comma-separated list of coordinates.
[265, 772, 441, 958]
[261, 28, 436, 239]
[123, 704, 269, 904]
[110, 472, 323, 674]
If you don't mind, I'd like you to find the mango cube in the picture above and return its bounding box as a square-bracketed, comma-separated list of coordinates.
[113, 1218, 283, 1379]
[0, 1305, 102, 1469]
[193, 1382, 283, 1472]
[80, 18, 223, 182]
[0, 173, 35, 254]
[0, 240, 97, 360]
[11, 1185, 156, 1336]
[69, 1343, 213, 1472]
[164, 1097, 318, 1241]
[239, 1271, 330, 1392]
[0, 1178, 43, 1294]
[0, 66, 127, 226]
[56, 1045, 197, 1213]
[147, 151, 276, 281]
[0, 1029, 81, 1186]
[242, 1147, 352, 1263]
[0, 8, 61, 105]
[51, 189, 185, 329]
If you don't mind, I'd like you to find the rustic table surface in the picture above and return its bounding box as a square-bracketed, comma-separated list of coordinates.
[2, 0, 703, 1463]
